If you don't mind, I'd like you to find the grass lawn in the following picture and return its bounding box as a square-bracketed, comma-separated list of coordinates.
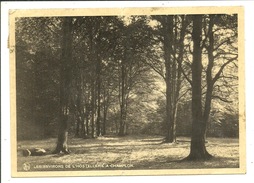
[17, 135, 239, 172]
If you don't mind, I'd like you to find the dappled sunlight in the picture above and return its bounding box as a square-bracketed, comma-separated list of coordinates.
[17, 135, 239, 171]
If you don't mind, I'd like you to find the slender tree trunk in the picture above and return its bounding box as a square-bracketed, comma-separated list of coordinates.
[203, 15, 215, 137]
[102, 108, 107, 135]
[75, 115, 81, 137]
[91, 80, 96, 138]
[151, 15, 187, 143]
[115, 119, 119, 134]
[163, 15, 174, 143]
[83, 83, 90, 139]
[81, 119, 85, 137]
[119, 103, 126, 136]
[172, 104, 178, 142]
[102, 82, 111, 136]
[54, 17, 73, 154]
[185, 15, 212, 160]
[84, 105, 90, 138]
[165, 79, 172, 142]
[173, 16, 187, 141]
[102, 88, 106, 136]
[118, 58, 127, 136]
[119, 107, 126, 136]
[88, 23, 97, 139]
[96, 56, 102, 136]
[102, 90, 108, 136]
[85, 115, 89, 138]
[79, 71, 86, 138]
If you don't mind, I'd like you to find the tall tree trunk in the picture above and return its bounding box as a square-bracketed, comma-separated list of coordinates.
[118, 57, 127, 136]
[83, 82, 90, 138]
[54, 17, 73, 154]
[102, 107, 107, 135]
[80, 71, 86, 138]
[102, 87, 108, 136]
[91, 80, 96, 138]
[85, 113, 89, 138]
[151, 15, 187, 143]
[84, 104, 90, 138]
[119, 105, 126, 136]
[81, 119, 85, 137]
[96, 56, 102, 136]
[54, 113, 69, 154]
[172, 15, 187, 141]
[88, 23, 97, 139]
[163, 15, 174, 143]
[75, 115, 81, 137]
[185, 15, 212, 160]
[203, 15, 215, 137]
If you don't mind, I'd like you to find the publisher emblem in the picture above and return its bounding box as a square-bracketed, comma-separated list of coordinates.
[23, 163, 31, 171]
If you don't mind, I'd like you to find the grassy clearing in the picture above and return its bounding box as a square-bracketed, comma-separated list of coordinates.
[17, 135, 239, 172]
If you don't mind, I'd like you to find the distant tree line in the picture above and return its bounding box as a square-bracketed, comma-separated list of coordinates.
[16, 14, 238, 160]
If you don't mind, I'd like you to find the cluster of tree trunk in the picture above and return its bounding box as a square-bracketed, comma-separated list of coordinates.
[15, 14, 238, 160]
[156, 15, 188, 143]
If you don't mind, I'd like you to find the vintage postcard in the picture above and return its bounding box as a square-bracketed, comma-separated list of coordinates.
[9, 6, 245, 177]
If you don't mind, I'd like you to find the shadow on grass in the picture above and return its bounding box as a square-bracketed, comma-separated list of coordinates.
[140, 138, 165, 143]
[173, 156, 239, 168]
[69, 142, 190, 155]
[17, 136, 240, 170]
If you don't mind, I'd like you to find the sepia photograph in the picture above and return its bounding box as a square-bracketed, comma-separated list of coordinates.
[8, 6, 245, 177]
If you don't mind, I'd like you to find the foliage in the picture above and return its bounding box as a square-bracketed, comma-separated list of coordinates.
[15, 14, 239, 142]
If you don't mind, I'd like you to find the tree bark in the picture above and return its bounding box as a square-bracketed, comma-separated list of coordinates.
[151, 15, 187, 143]
[163, 16, 174, 143]
[88, 23, 96, 139]
[53, 17, 73, 154]
[83, 83, 90, 138]
[96, 56, 102, 136]
[54, 113, 69, 154]
[119, 102, 126, 136]
[84, 110, 90, 138]
[203, 15, 215, 137]
[102, 88, 109, 136]
[75, 115, 81, 137]
[118, 56, 127, 136]
[185, 15, 212, 160]
[102, 107, 107, 135]
[91, 80, 96, 138]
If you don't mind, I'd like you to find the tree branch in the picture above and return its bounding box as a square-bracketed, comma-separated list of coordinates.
[212, 55, 238, 84]
[179, 63, 192, 86]
[177, 87, 191, 102]
[214, 51, 238, 58]
[212, 95, 233, 103]
[143, 60, 166, 80]
[213, 38, 231, 51]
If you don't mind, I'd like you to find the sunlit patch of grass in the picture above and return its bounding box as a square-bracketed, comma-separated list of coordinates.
[17, 135, 239, 171]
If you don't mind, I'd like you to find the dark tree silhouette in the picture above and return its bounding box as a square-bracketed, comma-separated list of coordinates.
[53, 17, 73, 154]
[185, 15, 212, 160]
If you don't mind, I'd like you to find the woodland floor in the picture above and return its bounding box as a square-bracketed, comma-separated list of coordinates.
[17, 135, 240, 172]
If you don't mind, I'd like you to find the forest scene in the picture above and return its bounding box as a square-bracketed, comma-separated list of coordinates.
[15, 14, 239, 172]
